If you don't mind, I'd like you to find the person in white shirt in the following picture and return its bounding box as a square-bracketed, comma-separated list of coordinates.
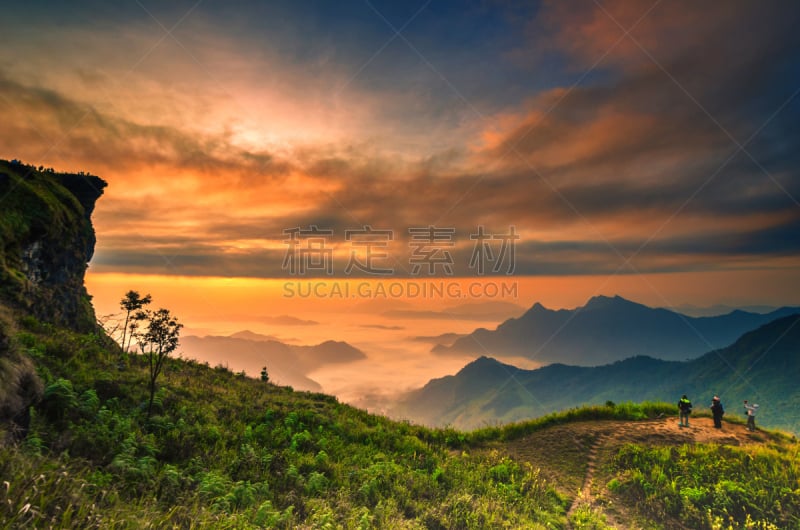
[743, 400, 759, 431]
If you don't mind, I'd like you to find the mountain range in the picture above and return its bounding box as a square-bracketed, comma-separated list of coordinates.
[181, 331, 365, 391]
[435, 295, 800, 365]
[398, 314, 800, 432]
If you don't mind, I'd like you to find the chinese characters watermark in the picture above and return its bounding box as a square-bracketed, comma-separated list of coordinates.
[282, 225, 334, 275]
[281, 225, 518, 277]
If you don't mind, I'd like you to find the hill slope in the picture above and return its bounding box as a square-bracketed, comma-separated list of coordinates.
[437, 295, 800, 365]
[399, 315, 800, 432]
[2, 313, 575, 528]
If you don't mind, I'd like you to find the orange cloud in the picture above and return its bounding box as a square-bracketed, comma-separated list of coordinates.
[2, 1, 798, 285]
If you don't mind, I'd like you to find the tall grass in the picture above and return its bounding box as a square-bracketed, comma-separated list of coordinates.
[5, 317, 799, 528]
[607, 442, 800, 529]
[2, 320, 568, 528]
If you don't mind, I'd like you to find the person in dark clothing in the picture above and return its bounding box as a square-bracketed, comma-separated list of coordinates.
[710, 396, 724, 428]
[678, 395, 692, 427]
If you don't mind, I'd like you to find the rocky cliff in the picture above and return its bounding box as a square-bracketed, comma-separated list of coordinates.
[0, 159, 106, 440]
[0, 159, 106, 332]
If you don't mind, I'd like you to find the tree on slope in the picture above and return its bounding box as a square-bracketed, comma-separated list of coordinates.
[134, 308, 182, 418]
[119, 290, 151, 352]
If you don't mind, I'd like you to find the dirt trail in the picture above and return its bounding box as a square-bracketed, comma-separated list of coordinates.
[505, 416, 771, 529]
[564, 432, 620, 529]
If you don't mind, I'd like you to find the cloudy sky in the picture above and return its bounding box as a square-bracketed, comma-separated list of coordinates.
[2, 0, 800, 315]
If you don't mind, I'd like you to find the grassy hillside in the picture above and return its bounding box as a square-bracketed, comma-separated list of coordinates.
[2, 311, 799, 529]
[0, 312, 568, 529]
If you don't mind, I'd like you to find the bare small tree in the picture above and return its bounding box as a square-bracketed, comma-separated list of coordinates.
[134, 308, 182, 419]
[120, 291, 152, 352]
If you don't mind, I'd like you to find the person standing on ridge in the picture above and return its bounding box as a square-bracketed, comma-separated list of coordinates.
[678, 394, 692, 427]
[744, 400, 759, 431]
[710, 396, 724, 428]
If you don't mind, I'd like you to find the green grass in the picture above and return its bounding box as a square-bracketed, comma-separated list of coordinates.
[1, 318, 568, 528]
[568, 503, 614, 530]
[607, 443, 800, 529]
[3, 311, 800, 528]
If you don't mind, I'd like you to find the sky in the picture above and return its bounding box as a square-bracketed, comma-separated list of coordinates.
[2, 1, 800, 398]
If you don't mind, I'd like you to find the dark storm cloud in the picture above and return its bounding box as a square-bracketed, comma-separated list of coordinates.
[92, 246, 290, 278]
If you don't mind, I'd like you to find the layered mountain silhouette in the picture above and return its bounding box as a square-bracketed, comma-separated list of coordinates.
[435, 295, 800, 365]
[398, 315, 800, 432]
[181, 332, 365, 392]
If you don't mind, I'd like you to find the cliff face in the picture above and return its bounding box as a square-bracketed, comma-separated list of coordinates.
[0, 159, 106, 332]
[0, 159, 106, 440]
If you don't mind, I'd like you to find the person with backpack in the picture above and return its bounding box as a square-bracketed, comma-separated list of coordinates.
[744, 400, 759, 431]
[678, 394, 692, 427]
[710, 396, 724, 428]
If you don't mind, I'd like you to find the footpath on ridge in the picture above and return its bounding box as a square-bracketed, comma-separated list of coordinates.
[504, 416, 773, 529]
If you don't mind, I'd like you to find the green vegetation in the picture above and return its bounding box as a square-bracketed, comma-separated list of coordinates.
[133, 307, 183, 419]
[568, 504, 613, 530]
[118, 290, 152, 353]
[3, 315, 800, 529]
[0, 162, 80, 299]
[1, 316, 567, 528]
[608, 443, 800, 529]
[0, 159, 105, 331]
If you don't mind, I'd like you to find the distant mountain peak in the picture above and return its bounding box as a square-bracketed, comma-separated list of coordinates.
[471, 355, 497, 365]
[460, 355, 517, 375]
[589, 294, 616, 301]
[584, 294, 627, 308]
[229, 330, 280, 342]
[441, 294, 800, 366]
[311, 340, 362, 354]
[519, 302, 549, 319]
